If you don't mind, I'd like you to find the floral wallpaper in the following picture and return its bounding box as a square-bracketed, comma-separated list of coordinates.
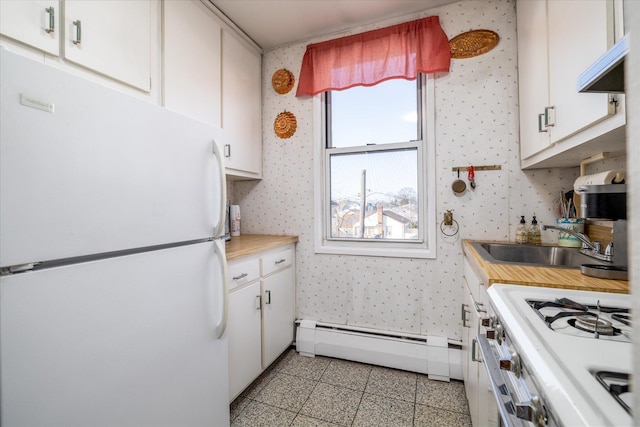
[233, 0, 583, 340]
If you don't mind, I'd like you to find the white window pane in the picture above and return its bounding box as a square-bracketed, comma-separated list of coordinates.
[330, 79, 418, 148]
[329, 148, 418, 240]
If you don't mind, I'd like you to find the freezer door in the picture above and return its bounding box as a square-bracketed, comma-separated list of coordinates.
[0, 241, 230, 427]
[0, 50, 225, 267]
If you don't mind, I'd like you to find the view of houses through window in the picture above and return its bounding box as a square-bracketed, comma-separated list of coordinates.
[326, 78, 422, 242]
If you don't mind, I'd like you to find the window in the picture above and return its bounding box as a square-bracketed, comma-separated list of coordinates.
[314, 76, 436, 259]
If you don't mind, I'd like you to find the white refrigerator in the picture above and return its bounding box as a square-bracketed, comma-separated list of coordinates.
[0, 49, 230, 426]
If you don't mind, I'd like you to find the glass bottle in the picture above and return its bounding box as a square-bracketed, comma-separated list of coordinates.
[516, 216, 528, 244]
[529, 215, 542, 245]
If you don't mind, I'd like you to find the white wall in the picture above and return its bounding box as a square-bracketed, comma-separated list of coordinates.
[234, 0, 579, 341]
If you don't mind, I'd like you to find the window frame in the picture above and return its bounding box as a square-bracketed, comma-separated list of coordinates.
[313, 75, 437, 259]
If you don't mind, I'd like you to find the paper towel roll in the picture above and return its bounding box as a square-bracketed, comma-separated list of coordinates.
[574, 170, 625, 192]
[230, 205, 241, 236]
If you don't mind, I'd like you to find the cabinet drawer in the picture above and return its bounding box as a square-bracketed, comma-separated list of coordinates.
[261, 246, 293, 276]
[228, 257, 260, 290]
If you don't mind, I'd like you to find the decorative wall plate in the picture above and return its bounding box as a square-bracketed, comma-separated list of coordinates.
[272, 69, 295, 94]
[274, 111, 297, 138]
[449, 29, 499, 58]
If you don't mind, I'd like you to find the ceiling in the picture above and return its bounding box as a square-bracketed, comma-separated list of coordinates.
[210, 0, 460, 50]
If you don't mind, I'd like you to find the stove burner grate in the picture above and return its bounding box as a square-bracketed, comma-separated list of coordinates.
[594, 371, 632, 415]
[611, 312, 632, 327]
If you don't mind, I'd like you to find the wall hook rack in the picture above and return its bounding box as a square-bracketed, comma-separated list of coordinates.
[451, 165, 502, 172]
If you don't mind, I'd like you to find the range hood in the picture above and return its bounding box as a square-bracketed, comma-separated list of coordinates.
[578, 34, 628, 93]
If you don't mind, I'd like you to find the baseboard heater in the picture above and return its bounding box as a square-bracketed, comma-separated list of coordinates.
[295, 319, 463, 381]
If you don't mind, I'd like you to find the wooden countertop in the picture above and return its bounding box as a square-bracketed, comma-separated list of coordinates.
[225, 234, 298, 260]
[462, 240, 629, 294]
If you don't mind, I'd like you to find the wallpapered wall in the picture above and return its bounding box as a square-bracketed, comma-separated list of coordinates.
[234, 0, 590, 341]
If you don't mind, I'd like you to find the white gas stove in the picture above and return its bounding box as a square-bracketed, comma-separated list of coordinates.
[480, 284, 632, 427]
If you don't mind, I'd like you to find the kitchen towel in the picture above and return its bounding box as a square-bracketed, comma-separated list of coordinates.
[574, 170, 625, 192]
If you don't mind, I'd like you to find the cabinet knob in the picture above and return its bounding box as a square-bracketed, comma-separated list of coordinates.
[72, 20, 82, 45]
[45, 7, 55, 34]
[461, 304, 471, 328]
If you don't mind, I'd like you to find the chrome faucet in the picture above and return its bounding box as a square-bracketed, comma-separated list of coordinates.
[540, 224, 612, 263]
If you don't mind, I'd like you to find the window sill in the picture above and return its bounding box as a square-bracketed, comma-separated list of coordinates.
[315, 240, 436, 259]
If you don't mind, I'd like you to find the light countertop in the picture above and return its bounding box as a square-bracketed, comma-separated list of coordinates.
[462, 240, 629, 294]
[225, 234, 298, 261]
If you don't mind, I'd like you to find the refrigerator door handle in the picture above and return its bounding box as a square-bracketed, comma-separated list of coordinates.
[212, 139, 227, 239]
[214, 238, 229, 338]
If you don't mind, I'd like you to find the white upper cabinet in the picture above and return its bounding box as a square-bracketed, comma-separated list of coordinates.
[222, 29, 262, 179]
[0, 0, 60, 56]
[163, 0, 222, 129]
[517, 0, 625, 168]
[64, 0, 152, 92]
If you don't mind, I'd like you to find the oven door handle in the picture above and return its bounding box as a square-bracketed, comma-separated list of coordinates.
[477, 334, 521, 427]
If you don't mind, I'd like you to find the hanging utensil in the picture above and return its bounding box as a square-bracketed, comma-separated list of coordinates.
[452, 168, 466, 194]
[468, 165, 476, 189]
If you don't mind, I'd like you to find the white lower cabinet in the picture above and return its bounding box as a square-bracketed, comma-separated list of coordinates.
[262, 266, 295, 367]
[227, 244, 295, 401]
[462, 257, 498, 427]
[228, 280, 262, 400]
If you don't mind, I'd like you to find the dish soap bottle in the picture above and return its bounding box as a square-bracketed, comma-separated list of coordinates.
[516, 216, 528, 244]
[529, 215, 541, 245]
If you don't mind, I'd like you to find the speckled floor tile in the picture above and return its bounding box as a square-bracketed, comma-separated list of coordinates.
[414, 403, 473, 427]
[231, 401, 296, 427]
[238, 364, 279, 400]
[320, 359, 372, 391]
[299, 382, 362, 426]
[352, 393, 414, 427]
[291, 414, 342, 426]
[269, 347, 297, 372]
[278, 352, 332, 380]
[416, 376, 470, 414]
[254, 372, 317, 412]
[364, 366, 417, 402]
[229, 396, 250, 421]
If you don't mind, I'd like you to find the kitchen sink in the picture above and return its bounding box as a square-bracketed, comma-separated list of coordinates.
[471, 242, 608, 269]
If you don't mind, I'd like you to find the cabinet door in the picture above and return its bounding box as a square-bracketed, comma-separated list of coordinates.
[163, 0, 222, 128]
[0, 0, 60, 55]
[222, 29, 262, 178]
[516, 0, 550, 159]
[463, 291, 480, 427]
[64, 0, 151, 92]
[262, 267, 295, 367]
[228, 281, 262, 401]
[547, 0, 614, 143]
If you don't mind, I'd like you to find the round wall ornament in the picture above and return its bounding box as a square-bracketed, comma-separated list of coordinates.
[271, 69, 295, 94]
[274, 111, 297, 139]
[449, 29, 500, 59]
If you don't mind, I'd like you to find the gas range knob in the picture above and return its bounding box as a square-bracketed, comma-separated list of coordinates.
[481, 315, 496, 328]
[486, 324, 504, 343]
[499, 352, 521, 377]
[516, 395, 547, 426]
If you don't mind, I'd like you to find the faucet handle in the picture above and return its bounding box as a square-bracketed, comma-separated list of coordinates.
[604, 241, 614, 256]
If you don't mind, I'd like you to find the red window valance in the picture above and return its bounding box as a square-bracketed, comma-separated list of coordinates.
[296, 16, 451, 97]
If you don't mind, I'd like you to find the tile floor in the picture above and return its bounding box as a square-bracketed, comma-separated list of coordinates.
[230, 348, 472, 427]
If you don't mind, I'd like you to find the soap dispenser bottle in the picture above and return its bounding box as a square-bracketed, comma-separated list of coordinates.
[529, 215, 541, 245]
[516, 216, 528, 244]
